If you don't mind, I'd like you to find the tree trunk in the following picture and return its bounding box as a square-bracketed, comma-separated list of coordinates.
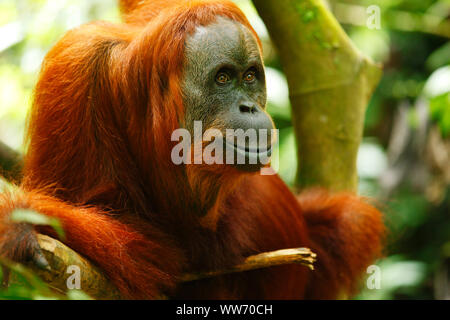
[253, 0, 382, 192]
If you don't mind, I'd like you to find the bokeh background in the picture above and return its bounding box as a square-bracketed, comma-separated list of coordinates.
[0, 0, 449, 299]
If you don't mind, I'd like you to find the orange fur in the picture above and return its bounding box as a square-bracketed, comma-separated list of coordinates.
[0, 190, 183, 299]
[0, 0, 384, 299]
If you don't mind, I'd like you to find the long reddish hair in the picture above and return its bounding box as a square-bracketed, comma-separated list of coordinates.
[24, 1, 258, 220]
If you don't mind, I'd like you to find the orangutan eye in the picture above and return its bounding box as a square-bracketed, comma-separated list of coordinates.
[243, 69, 256, 82]
[215, 72, 231, 84]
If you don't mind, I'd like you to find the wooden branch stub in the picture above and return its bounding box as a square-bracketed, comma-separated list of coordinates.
[179, 248, 317, 282]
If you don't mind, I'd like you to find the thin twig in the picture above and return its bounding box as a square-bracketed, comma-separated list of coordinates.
[179, 248, 317, 282]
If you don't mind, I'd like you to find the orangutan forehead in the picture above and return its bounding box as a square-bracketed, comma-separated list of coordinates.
[184, 16, 261, 68]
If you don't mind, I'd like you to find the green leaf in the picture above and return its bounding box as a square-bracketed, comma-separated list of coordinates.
[10, 209, 65, 239]
[429, 91, 450, 137]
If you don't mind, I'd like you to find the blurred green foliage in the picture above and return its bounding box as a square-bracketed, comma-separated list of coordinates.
[430, 92, 450, 137]
[0, 0, 449, 299]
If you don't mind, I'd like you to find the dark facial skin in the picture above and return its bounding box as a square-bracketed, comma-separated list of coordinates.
[182, 17, 274, 171]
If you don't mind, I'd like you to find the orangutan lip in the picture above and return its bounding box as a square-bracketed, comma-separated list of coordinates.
[224, 139, 272, 159]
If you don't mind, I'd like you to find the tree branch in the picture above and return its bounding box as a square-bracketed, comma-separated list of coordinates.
[15, 235, 316, 299]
